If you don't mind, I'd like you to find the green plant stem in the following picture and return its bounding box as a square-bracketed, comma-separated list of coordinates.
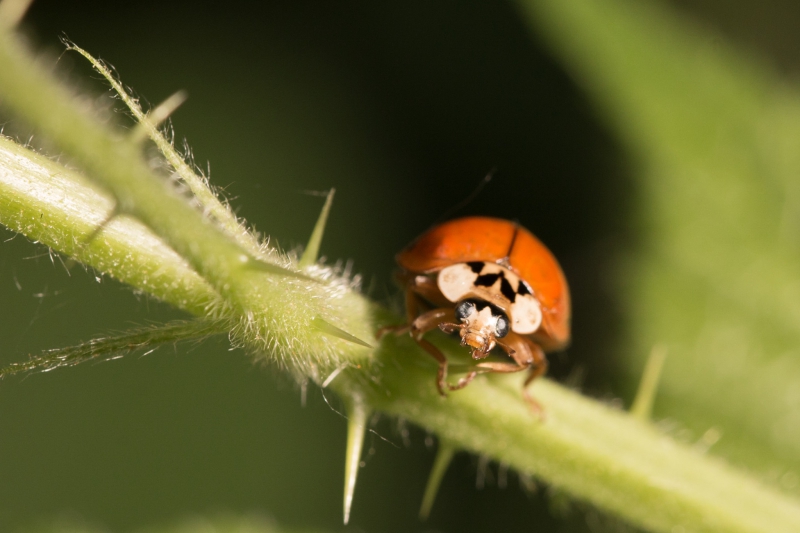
[0, 31, 374, 375]
[0, 136, 217, 315]
[0, 36, 249, 297]
[349, 335, 800, 533]
[66, 42, 264, 259]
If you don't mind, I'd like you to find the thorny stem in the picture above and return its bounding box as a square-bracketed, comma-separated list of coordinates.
[0, 28, 374, 376]
[66, 42, 265, 259]
[1, 10, 800, 533]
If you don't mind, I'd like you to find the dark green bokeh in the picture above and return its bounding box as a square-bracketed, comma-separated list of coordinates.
[1, 1, 795, 532]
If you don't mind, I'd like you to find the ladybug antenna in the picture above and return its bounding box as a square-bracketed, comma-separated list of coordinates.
[433, 168, 496, 224]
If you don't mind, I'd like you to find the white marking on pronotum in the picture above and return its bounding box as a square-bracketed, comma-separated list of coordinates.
[437, 262, 543, 334]
[438, 262, 480, 302]
[509, 292, 542, 335]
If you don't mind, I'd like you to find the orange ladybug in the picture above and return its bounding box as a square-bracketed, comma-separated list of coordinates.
[392, 216, 570, 407]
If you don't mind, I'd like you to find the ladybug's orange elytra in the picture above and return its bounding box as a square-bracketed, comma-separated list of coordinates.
[388, 216, 571, 409]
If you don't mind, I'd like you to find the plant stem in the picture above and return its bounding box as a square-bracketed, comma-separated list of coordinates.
[0, 32, 375, 375]
[66, 42, 265, 259]
[0, 135, 217, 315]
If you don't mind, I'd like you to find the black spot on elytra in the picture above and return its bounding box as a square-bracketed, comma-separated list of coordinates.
[467, 261, 485, 274]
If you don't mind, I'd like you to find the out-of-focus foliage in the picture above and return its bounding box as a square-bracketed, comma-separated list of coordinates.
[20, 515, 318, 533]
[519, 0, 800, 488]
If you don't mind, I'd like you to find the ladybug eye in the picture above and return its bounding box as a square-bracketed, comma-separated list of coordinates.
[495, 314, 509, 338]
[455, 300, 476, 322]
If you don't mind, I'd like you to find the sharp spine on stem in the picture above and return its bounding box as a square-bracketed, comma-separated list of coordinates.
[630, 344, 668, 421]
[343, 396, 369, 525]
[419, 440, 456, 520]
[300, 188, 335, 268]
[130, 90, 188, 144]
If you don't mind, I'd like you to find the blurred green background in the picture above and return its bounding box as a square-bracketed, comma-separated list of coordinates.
[2, 1, 800, 532]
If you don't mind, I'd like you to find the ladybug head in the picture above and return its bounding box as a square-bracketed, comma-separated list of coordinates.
[452, 299, 509, 358]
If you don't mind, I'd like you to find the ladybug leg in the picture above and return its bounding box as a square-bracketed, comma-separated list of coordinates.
[410, 307, 457, 396]
[446, 371, 479, 391]
[378, 274, 464, 396]
[446, 336, 532, 393]
[416, 337, 450, 396]
[375, 323, 409, 338]
[495, 333, 548, 414]
[470, 360, 529, 374]
[375, 275, 448, 339]
[410, 308, 456, 335]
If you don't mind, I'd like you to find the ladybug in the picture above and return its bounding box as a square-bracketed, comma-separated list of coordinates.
[391, 216, 570, 407]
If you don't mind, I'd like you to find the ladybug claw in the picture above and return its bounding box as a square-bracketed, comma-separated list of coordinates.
[436, 362, 452, 397]
[523, 391, 546, 420]
[447, 371, 478, 391]
[495, 339, 515, 357]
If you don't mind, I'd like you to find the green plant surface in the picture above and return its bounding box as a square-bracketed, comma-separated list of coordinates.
[0, 135, 217, 316]
[138, 515, 322, 533]
[2, 7, 800, 532]
[517, 0, 800, 485]
[19, 514, 319, 533]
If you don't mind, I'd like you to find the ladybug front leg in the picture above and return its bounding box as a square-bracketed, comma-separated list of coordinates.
[375, 302, 455, 395]
[410, 307, 457, 396]
[376, 275, 461, 395]
[494, 333, 548, 413]
[445, 370, 479, 391]
[449, 334, 533, 392]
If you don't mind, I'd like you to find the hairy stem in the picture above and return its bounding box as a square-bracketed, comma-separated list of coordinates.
[66, 42, 264, 258]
